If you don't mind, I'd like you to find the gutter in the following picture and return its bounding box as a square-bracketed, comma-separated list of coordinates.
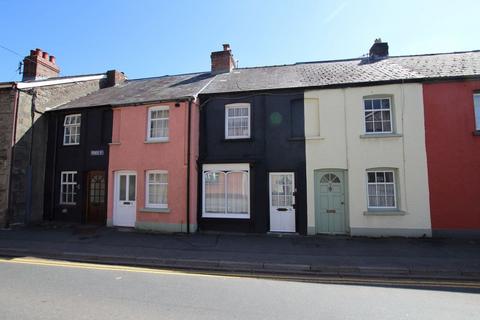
[16, 74, 106, 89]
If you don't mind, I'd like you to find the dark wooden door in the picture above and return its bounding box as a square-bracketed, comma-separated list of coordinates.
[86, 171, 107, 225]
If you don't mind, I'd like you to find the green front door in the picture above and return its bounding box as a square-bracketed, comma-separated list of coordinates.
[315, 170, 347, 234]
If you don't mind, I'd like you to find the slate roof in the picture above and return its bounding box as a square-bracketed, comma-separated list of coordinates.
[203, 50, 480, 94]
[52, 72, 214, 110]
[52, 50, 480, 110]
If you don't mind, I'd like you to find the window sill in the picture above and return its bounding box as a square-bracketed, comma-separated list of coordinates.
[202, 213, 250, 219]
[62, 144, 80, 147]
[140, 207, 170, 213]
[223, 138, 253, 142]
[359, 133, 403, 139]
[109, 142, 121, 145]
[473, 131, 480, 136]
[305, 136, 325, 141]
[363, 210, 406, 216]
[145, 139, 169, 144]
[287, 137, 305, 142]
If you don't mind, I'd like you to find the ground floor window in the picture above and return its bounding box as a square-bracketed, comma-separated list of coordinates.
[367, 170, 396, 209]
[146, 170, 168, 208]
[60, 171, 77, 205]
[202, 163, 250, 218]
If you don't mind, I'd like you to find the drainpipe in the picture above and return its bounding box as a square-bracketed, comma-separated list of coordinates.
[186, 98, 193, 234]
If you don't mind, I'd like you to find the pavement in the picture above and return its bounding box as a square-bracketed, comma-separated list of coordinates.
[0, 225, 479, 281]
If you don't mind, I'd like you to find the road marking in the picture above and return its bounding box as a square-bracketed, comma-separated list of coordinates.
[0, 257, 224, 278]
[0, 256, 479, 289]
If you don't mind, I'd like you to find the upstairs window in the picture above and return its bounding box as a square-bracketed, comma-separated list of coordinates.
[147, 106, 169, 141]
[367, 170, 396, 209]
[364, 98, 392, 134]
[474, 93, 480, 131]
[63, 114, 81, 145]
[60, 171, 77, 205]
[146, 170, 168, 208]
[225, 103, 250, 139]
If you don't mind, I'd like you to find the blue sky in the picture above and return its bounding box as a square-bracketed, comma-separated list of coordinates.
[0, 0, 478, 81]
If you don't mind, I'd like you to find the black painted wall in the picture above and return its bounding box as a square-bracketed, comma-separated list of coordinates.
[43, 107, 112, 223]
[198, 90, 307, 234]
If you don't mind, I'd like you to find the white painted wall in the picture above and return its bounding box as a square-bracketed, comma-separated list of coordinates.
[305, 84, 431, 237]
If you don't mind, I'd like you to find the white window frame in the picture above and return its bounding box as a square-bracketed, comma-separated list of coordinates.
[225, 103, 251, 139]
[147, 106, 169, 142]
[366, 170, 397, 210]
[363, 97, 393, 134]
[474, 93, 480, 131]
[63, 114, 81, 145]
[202, 163, 250, 219]
[60, 171, 77, 205]
[145, 170, 168, 209]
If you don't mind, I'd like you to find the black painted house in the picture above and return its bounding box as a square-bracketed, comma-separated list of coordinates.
[43, 105, 113, 224]
[42, 70, 125, 225]
[198, 46, 307, 234]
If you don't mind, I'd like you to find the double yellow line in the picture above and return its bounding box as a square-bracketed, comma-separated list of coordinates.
[0, 257, 220, 278]
[1, 256, 479, 290]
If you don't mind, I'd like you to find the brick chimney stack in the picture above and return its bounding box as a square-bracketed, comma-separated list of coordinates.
[369, 39, 389, 59]
[106, 70, 126, 87]
[22, 48, 60, 81]
[211, 44, 236, 74]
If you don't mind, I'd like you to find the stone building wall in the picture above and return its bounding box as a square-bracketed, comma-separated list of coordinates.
[0, 87, 15, 227]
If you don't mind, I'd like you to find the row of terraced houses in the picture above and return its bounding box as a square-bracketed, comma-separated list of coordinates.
[1, 40, 479, 237]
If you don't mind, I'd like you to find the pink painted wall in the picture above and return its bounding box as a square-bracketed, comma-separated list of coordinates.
[106, 100, 199, 231]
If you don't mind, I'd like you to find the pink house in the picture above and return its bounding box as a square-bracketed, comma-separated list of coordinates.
[105, 73, 213, 232]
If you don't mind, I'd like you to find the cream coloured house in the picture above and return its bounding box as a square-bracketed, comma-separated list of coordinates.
[304, 83, 431, 237]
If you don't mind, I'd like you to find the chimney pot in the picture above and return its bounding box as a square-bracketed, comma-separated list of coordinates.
[223, 44, 230, 51]
[22, 48, 60, 81]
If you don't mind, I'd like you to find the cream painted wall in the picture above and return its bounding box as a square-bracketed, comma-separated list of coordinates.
[305, 84, 431, 237]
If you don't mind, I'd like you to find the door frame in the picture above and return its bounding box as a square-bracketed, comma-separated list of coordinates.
[268, 171, 296, 233]
[85, 170, 107, 225]
[314, 169, 350, 235]
[113, 170, 137, 227]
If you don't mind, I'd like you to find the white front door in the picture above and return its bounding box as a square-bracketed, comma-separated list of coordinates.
[113, 171, 136, 227]
[269, 172, 296, 232]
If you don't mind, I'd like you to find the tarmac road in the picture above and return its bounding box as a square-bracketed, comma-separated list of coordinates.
[0, 257, 479, 320]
